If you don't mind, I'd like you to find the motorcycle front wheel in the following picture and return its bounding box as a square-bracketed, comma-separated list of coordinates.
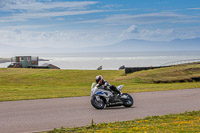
[91, 95, 105, 109]
[122, 93, 134, 107]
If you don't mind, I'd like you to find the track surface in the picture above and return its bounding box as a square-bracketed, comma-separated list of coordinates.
[0, 88, 200, 133]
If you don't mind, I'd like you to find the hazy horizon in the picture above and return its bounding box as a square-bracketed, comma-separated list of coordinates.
[1, 51, 200, 69]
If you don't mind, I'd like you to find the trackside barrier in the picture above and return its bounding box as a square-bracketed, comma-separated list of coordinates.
[125, 67, 166, 74]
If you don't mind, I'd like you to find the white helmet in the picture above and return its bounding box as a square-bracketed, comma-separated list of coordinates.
[95, 75, 103, 84]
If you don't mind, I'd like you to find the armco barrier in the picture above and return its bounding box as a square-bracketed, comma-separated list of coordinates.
[125, 67, 165, 74]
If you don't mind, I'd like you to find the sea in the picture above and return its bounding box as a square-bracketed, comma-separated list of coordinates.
[1, 51, 200, 70]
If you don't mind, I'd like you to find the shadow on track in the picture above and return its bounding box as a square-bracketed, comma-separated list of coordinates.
[103, 106, 135, 110]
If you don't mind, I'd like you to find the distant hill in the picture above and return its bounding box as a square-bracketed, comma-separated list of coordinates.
[0, 37, 200, 54]
[0, 44, 67, 54]
[79, 37, 200, 52]
[0, 44, 27, 54]
[104, 39, 168, 51]
[169, 38, 200, 50]
[100, 37, 200, 52]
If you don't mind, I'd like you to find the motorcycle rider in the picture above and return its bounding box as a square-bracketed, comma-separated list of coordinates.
[95, 75, 121, 97]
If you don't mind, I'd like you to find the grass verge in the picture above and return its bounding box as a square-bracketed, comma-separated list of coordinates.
[0, 62, 200, 101]
[45, 110, 200, 133]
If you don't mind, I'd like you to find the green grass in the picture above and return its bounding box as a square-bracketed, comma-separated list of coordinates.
[117, 63, 200, 83]
[46, 110, 200, 133]
[0, 62, 200, 101]
[0, 69, 124, 101]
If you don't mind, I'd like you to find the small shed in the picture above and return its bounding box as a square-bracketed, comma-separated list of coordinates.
[42, 63, 60, 69]
[11, 56, 38, 68]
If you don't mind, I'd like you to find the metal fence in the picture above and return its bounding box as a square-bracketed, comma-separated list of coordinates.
[160, 59, 200, 67]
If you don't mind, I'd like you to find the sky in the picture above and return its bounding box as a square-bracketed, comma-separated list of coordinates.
[0, 0, 200, 48]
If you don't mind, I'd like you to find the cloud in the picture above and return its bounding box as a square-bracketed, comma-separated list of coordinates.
[56, 18, 65, 21]
[10, 10, 105, 19]
[126, 25, 139, 33]
[131, 28, 199, 41]
[0, 0, 99, 11]
[138, 29, 175, 41]
[14, 29, 22, 34]
[0, 0, 103, 22]
[120, 26, 175, 41]
[0, 24, 199, 48]
[140, 29, 174, 37]
[187, 8, 200, 10]
[0, 10, 106, 22]
[0, 1, 199, 48]
[0, 24, 56, 30]
[80, 12, 189, 25]
[120, 25, 139, 37]
[0, 28, 121, 48]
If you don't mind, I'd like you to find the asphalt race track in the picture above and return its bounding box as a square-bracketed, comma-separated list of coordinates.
[0, 88, 200, 133]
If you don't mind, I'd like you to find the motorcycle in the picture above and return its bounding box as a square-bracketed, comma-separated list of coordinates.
[91, 83, 134, 109]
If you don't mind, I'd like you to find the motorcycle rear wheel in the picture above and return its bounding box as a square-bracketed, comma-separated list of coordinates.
[122, 93, 134, 107]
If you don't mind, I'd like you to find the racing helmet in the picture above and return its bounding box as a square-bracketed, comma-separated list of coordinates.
[95, 75, 103, 84]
